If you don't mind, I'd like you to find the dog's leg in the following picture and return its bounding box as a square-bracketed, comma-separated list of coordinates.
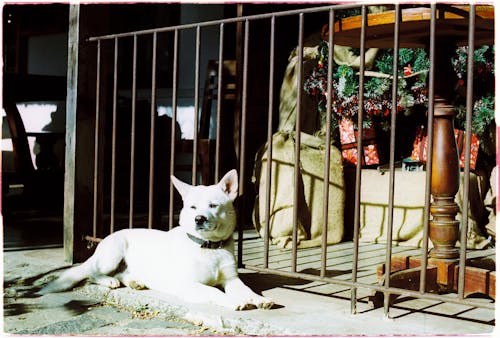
[38, 262, 92, 294]
[165, 282, 255, 310]
[86, 239, 126, 289]
[40, 232, 128, 294]
[223, 278, 274, 309]
[89, 275, 121, 288]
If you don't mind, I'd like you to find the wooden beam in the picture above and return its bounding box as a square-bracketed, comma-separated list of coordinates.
[65, 4, 111, 263]
[64, 4, 79, 263]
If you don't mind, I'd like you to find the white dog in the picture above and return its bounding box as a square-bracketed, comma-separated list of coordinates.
[40, 170, 273, 310]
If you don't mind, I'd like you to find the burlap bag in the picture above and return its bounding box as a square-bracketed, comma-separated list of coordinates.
[252, 21, 379, 249]
[355, 169, 491, 249]
[253, 132, 344, 249]
[484, 166, 497, 240]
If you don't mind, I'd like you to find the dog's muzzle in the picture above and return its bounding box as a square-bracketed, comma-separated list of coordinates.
[195, 215, 215, 231]
[195, 215, 207, 226]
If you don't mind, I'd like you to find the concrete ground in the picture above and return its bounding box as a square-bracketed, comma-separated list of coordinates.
[3, 247, 496, 336]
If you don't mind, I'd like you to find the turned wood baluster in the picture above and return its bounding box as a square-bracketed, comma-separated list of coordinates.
[429, 97, 460, 259]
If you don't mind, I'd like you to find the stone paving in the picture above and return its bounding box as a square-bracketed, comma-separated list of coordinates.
[5, 299, 223, 336]
[2, 248, 226, 336]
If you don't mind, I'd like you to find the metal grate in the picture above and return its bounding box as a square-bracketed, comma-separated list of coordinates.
[80, 3, 495, 317]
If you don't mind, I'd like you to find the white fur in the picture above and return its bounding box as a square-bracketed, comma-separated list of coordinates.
[40, 170, 273, 310]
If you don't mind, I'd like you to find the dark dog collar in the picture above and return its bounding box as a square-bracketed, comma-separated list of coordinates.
[187, 233, 229, 249]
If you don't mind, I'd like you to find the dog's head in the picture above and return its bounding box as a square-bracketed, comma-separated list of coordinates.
[171, 169, 238, 242]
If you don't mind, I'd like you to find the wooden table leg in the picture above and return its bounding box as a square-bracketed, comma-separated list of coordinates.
[372, 97, 495, 307]
[429, 97, 460, 259]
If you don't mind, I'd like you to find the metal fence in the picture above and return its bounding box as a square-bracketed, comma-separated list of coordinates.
[82, 3, 495, 317]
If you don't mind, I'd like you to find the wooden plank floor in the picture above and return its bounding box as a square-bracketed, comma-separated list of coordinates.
[235, 230, 495, 324]
[237, 231, 421, 297]
[241, 239, 397, 281]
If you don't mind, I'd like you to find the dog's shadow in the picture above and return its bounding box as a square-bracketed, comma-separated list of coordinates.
[238, 267, 358, 310]
[4, 266, 70, 299]
[4, 266, 103, 318]
[239, 272, 314, 309]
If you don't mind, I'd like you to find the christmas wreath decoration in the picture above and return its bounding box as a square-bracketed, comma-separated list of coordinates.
[304, 41, 430, 134]
[304, 41, 495, 160]
[451, 45, 495, 157]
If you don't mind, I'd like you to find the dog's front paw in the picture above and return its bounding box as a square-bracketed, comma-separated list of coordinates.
[230, 296, 274, 311]
[221, 297, 255, 311]
[253, 296, 274, 310]
[233, 302, 256, 311]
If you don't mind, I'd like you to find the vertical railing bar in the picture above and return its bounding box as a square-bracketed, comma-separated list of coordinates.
[215, 23, 224, 182]
[320, 9, 334, 278]
[92, 40, 101, 238]
[292, 12, 304, 273]
[129, 34, 138, 229]
[383, 3, 400, 317]
[351, 4, 367, 315]
[110, 37, 118, 233]
[420, 3, 437, 294]
[237, 19, 250, 267]
[263, 15, 276, 269]
[192, 26, 201, 185]
[458, 4, 476, 299]
[148, 32, 158, 229]
[234, 6, 243, 165]
[169, 29, 179, 230]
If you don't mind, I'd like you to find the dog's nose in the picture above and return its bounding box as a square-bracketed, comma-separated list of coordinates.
[195, 215, 207, 226]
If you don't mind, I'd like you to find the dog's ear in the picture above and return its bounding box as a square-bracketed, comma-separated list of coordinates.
[218, 169, 238, 201]
[171, 175, 192, 199]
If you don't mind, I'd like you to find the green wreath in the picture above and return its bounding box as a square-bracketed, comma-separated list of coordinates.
[304, 41, 429, 133]
[304, 42, 495, 158]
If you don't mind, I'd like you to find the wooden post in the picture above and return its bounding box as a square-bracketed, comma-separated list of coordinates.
[65, 4, 110, 263]
[64, 5, 81, 263]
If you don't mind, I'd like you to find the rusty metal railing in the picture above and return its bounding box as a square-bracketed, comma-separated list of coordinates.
[82, 3, 495, 318]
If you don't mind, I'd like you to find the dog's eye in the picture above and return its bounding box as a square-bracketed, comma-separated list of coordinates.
[190, 205, 197, 210]
[209, 203, 218, 208]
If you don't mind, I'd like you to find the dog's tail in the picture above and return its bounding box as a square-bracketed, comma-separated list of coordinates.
[38, 262, 92, 294]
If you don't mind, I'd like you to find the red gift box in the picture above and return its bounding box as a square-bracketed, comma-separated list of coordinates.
[339, 117, 380, 166]
[411, 126, 480, 170]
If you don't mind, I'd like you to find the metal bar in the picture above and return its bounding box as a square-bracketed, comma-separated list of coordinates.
[263, 15, 276, 269]
[292, 13, 304, 273]
[234, 4, 243, 165]
[243, 264, 495, 310]
[92, 40, 101, 238]
[351, 4, 367, 315]
[88, 4, 362, 42]
[215, 23, 224, 182]
[192, 26, 201, 185]
[148, 32, 158, 229]
[419, 3, 437, 294]
[129, 35, 138, 229]
[169, 29, 179, 230]
[237, 19, 250, 267]
[457, 4, 476, 299]
[383, 3, 400, 317]
[110, 37, 118, 233]
[84, 235, 103, 244]
[320, 9, 334, 278]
